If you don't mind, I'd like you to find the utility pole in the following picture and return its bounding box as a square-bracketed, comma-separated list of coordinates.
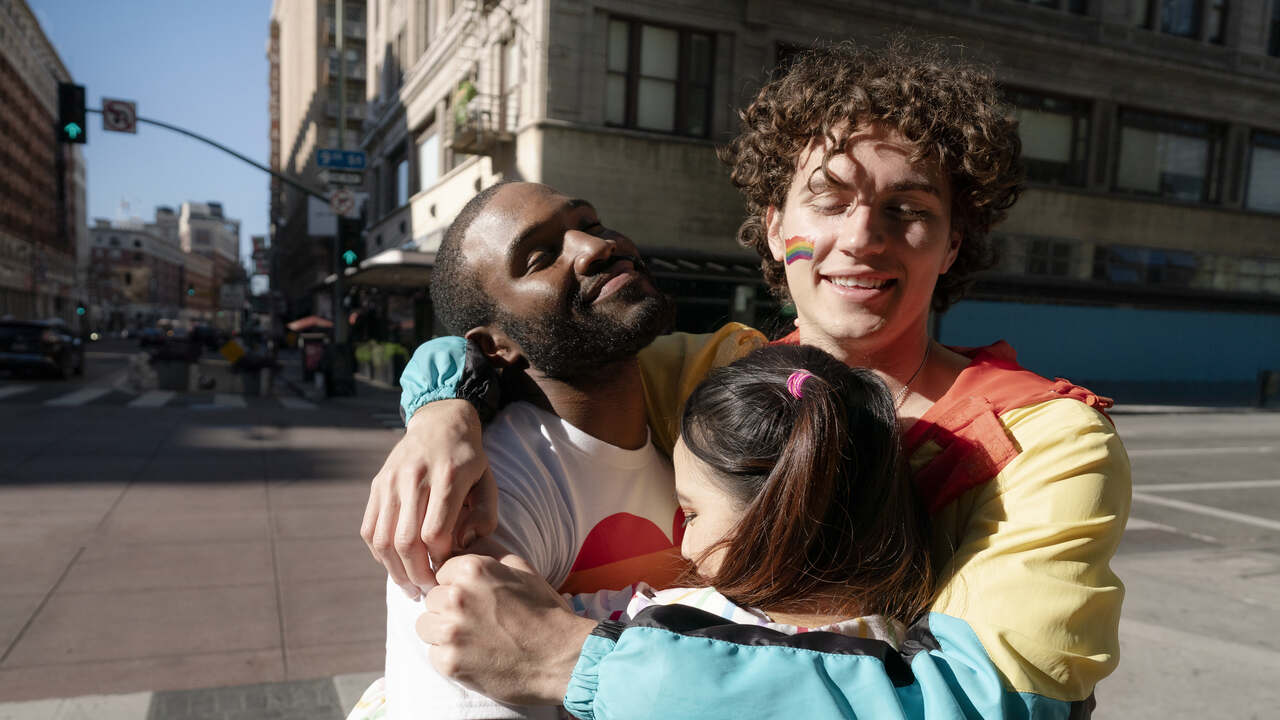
[330, 0, 355, 395]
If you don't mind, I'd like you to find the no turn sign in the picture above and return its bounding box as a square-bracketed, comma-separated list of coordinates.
[329, 188, 357, 217]
[102, 98, 137, 134]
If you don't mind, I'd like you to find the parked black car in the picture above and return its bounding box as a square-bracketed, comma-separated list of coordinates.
[0, 318, 85, 379]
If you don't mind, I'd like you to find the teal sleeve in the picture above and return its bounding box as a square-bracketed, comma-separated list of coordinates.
[564, 610, 1080, 720]
[398, 336, 467, 426]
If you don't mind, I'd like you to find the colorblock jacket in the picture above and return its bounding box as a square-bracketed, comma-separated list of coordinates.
[397, 326, 1131, 719]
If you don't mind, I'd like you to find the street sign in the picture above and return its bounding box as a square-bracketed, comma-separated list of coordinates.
[316, 148, 366, 170]
[320, 169, 363, 185]
[102, 98, 138, 133]
[330, 188, 357, 217]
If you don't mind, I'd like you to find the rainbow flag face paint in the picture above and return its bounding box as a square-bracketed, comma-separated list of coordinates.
[784, 236, 814, 265]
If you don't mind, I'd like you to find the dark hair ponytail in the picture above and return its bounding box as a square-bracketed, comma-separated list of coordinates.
[680, 344, 934, 623]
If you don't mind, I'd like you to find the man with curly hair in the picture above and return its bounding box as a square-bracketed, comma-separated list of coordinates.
[365, 41, 1130, 718]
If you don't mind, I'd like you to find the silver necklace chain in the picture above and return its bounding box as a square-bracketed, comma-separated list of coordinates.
[894, 341, 931, 409]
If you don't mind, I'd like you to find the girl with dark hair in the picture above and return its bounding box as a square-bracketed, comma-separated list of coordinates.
[570, 343, 933, 640]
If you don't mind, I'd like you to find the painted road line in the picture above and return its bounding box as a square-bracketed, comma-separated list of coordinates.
[127, 390, 175, 408]
[213, 393, 247, 408]
[1131, 492, 1280, 533]
[1127, 445, 1273, 458]
[1136, 479, 1280, 493]
[278, 396, 316, 410]
[0, 384, 37, 399]
[45, 386, 114, 407]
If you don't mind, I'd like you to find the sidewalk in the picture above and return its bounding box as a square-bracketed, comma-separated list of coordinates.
[0, 381, 402, 718]
[0, 672, 379, 720]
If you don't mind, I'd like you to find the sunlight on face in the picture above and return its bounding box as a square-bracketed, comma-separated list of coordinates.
[673, 437, 745, 579]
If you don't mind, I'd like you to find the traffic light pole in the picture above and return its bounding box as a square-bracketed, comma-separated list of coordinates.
[329, 0, 355, 396]
[85, 109, 329, 203]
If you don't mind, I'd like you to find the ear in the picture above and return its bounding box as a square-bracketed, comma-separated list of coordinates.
[939, 229, 962, 275]
[465, 326, 526, 370]
[765, 206, 786, 263]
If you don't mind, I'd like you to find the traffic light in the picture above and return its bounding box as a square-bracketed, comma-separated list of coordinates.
[338, 216, 364, 267]
[187, 285, 196, 297]
[75, 302, 86, 317]
[57, 83, 87, 144]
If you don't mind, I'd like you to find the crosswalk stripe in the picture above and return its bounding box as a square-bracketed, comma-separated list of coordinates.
[278, 397, 316, 410]
[45, 386, 114, 407]
[0, 384, 37, 399]
[214, 393, 247, 408]
[128, 390, 175, 408]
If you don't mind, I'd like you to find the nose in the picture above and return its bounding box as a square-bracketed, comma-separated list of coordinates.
[836, 204, 885, 255]
[566, 229, 616, 275]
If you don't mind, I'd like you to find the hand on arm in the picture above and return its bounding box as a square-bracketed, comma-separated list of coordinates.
[361, 399, 499, 598]
[416, 553, 594, 705]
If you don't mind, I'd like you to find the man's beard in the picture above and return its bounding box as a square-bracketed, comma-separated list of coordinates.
[496, 274, 675, 381]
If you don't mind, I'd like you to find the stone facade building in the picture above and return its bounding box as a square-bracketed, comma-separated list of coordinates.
[355, 0, 1279, 400]
[0, 0, 86, 323]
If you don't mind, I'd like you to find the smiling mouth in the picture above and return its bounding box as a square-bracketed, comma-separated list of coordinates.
[824, 276, 896, 291]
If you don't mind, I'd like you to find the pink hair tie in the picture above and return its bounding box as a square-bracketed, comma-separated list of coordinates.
[786, 370, 813, 399]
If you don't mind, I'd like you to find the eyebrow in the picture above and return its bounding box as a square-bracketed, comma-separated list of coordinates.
[506, 198, 597, 258]
[886, 180, 942, 197]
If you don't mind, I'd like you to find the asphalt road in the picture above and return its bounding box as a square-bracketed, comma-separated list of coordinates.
[1099, 410, 1280, 718]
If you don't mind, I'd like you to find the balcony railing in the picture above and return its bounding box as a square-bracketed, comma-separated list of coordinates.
[447, 92, 518, 156]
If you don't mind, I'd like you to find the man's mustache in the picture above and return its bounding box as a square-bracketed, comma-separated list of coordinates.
[583, 252, 649, 278]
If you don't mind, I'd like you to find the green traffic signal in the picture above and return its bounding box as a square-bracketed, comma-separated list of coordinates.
[57, 83, 87, 144]
[75, 305, 86, 316]
[342, 249, 358, 266]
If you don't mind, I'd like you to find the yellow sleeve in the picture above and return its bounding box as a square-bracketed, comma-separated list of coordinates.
[928, 397, 1132, 701]
[636, 323, 767, 455]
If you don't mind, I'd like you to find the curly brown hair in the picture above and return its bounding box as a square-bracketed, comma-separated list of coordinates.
[719, 39, 1024, 312]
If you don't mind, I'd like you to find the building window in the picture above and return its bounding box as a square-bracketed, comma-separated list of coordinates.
[1026, 238, 1074, 276]
[1271, 0, 1280, 56]
[1206, 0, 1226, 43]
[1132, 0, 1227, 42]
[1114, 109, 1222, 203]
[1010, 90, 1090, 186]
[1010, 0, 1089, 14]
[1246, 132, 1280, 214]
[1093, 245, 1197, 286]
[388, 143, 409, 208]
[1158, 0, 1202, 37]
[417, 129, 439, 191]
[606, 18, 713, 137]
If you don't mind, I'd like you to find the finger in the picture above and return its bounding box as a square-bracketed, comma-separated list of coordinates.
[363, 485, 417, 595]
[434, 552, 492, 587]
[457, 467, 499, 548]
[396, 478, 435, 589]
[420, 470, 470, 570]
[415, 608, 440, 645]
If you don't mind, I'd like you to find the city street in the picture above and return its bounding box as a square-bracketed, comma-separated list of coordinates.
[0, 349, 1277, 717]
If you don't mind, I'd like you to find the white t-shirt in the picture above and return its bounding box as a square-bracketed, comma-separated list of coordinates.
[384, 401, 682, 720]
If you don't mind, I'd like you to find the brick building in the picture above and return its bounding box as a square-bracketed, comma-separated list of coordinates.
[0, 0, 86, 323]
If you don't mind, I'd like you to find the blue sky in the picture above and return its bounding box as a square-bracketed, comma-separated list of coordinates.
[29, 0, 273, 267]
